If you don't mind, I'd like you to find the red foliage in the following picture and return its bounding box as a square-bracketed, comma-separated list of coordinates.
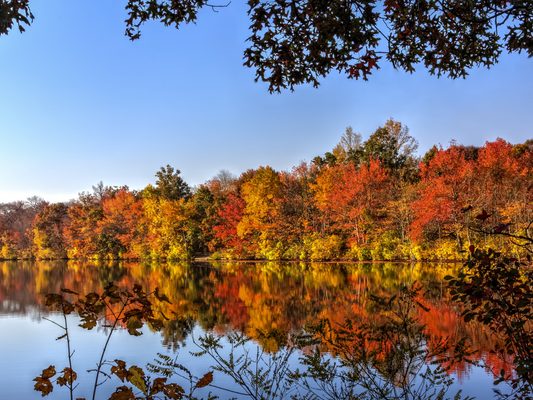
[212, 192, 248, 255]
[410, 145, 475, 240]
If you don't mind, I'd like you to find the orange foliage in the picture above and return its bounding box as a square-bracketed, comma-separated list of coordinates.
[99, 190, 144, 257]
[312, 158, 390, 244]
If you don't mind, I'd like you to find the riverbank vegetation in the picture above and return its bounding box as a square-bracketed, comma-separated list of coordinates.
[1, 119, 532, 261]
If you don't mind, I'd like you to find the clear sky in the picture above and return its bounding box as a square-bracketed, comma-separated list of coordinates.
[1, 1, 532, 203]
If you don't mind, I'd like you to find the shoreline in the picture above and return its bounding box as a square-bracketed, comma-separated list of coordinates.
[0, 256, 467, 263]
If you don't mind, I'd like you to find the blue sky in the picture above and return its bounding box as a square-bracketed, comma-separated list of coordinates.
[1, 1, 532, 203]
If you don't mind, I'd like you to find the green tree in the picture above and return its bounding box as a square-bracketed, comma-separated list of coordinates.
[351, 126, 405, 172]
[192, 185, 225, 253]
[147, 165, 191, 201]
[32, 202, 70, 259]
[422, 145, 439, 166]
[4, 1, 533, 92]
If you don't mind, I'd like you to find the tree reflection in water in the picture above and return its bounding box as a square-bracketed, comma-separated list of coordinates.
[0, 259, 513, 398]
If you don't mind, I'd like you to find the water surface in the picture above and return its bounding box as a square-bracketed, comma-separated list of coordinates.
[0, 260, 505, 399]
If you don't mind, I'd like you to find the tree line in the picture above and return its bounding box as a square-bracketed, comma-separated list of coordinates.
[1, 118, 532, 261]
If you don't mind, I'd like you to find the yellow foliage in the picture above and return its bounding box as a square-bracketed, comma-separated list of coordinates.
[142, 197, 196, 259]
[238, 166, 282, 237]
[310, 168, 339, 210]
[1, 244, 18, 260]
[344, 243, 372, 261]
[33, 228, 67, 259]
[432, 239, 463, 261]
[305, 234, 343, 261]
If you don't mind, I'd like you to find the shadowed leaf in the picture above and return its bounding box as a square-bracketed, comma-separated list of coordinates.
[111, 360, 130, 382]
[109, 386, 136, 400]
[150, 377, 167, 394]
[79, 315, 97, 330]
[56, 368, 77, 387]
[127, 315, 143, 336]
[45, 294, 64, 306]
[163, 383, 185, 400]
[195, 371, 213, 388]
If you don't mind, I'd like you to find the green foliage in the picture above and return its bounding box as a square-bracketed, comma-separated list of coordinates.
[423, 146, 439, 166]
[352, 127, 406, 172]
[146, 165, 191, 201]
[324, 152, 337, 167]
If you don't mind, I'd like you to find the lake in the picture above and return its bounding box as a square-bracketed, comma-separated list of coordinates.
[0, 260, 506, 399]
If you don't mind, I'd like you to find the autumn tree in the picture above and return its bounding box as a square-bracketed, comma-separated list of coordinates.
[32, 202, 70, 259]
[212, 192, 248, 256]
[4, 1, 533, 92]
[238, 166, 282, 233]
[232, 169, 257, 193]
[192, 185, 226, 253]
[379, 119, 420, 246]
[142, 193, 198, 259]
[64, 192, 105, 258]
[474, 138, 533, 241]
[332, 126, 363, 165]
[278, 162, 320, 239]
[312, 158, 390, 246]
[0, 196, 46, 254]
[236, 166, 285, 258]
[0, 226, 20, 259]
[98, 189, 144, 258]
[410, 144, 476, 253]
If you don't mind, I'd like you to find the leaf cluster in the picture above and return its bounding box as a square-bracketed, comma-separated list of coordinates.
[0, 0, 33, 35]
[3, 1, 533, 92]
[109, 359, 186, 399]
[35, 282, 174, 399]
[446, 246, 533, 399]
